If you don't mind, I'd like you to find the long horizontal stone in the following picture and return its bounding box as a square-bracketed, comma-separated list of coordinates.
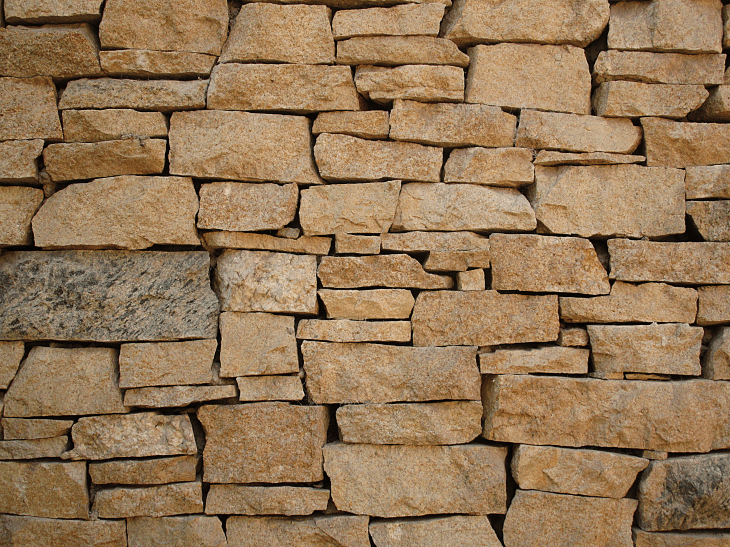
[226, 516, 370, 547]
[119, 340, 216, 389]
[594, 81, 708, 118]
[59, 78, 207, 111]
[89, 456, 198, 485]
[337, 36, 469, 66]
[318, 255, 453, 289]
[0, 140, 43, 183]
[534, 151, 645, 166]
[318, 289, 414, 320]
[297, 320, 411, 343]
[335, 233, 380, 254]
[0, 436, 69, 460]
[2, 418, 73, 440]
[443, 147, 534, 187]
[62, 109, 168, 142]
[205, 486, 330, 516]
[303, 341, 479, 404]
[642, 117, 730, 168]
[332, 4, 445, 39]
[479, 347, 589, 375]
[698, 286, 730, 326]
[0, 186, 43, 246]
[412, 291, 559, 346]
[124, 385, 237, 408]
[236, 376, 305, 402]
[593, 51, 726, 85]
[634, 529, 730, 547]
[312, 111, 389, 139]
[687, 200, 730, 241]
[93, 481, 203, 519]
[686, 165, 730, 199]
[203, 232, 332, 255]
[4, 0, 103, 23]
[355, 64, 465, 103]
[0, 77, 62, 141]
[381, 231, 490, 252]
[0, 342, 23, 390]
[0, 251, 218, 341]
[100, 50, 217, 78]
[370, 516, 501, 547]
[483, 375, 730, 452]
[0, 515, 126, 547]
[324, 443, 507, 517]
[127, 516, 226, 547]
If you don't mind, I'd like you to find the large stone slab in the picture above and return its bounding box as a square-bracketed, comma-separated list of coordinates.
[59, 78, 207, 111]
[633, 529, 730, 547]
[297, 319, 411, 343]
[370, 516, 501, 547]
[302, 342, 479, 404]
[355, 65, 465, 103]
[593, 51, 726, 85]
[226, 515, 370, 547]
[62, 109, 168, 142]
[0, 515, 126, 547]
[4, 0, 103, 23]
[318, 254, 453, 289]
[642, 117, 730, 168]
[412, 291, 559, 346]
[127, 516, 226, 547]
[0, 186, 43, 247]
[204, 232, 331, 255]
[687, 200, 730, 241]
[119, 340, 216, 389]
[324, 442, 507, 517]
[0, 251, 219, 342]
[0, 77, 62, 141]
[698, 286, 730, 325]
[205, 486, 329, 516]
[593, 81, 709, 118]
[337, 36, 469, 66]
[0, 140, 43, 183]
[89, 456, 198, 485]
[443, 147, 534, 187]
[479, 347, 589, 375]
[704, 327, 730, 379]
[465, 44, 591, 114]
[93, 481, 203, 518]
[686, 165, 730, 199]
[312, 111, 390, 139]
[99, 50, 216, 78]
[2, 417, 73, 440]
[483, 375, 730, 452]
[332, 4, 445, 39]
[318, 289, 414, 319]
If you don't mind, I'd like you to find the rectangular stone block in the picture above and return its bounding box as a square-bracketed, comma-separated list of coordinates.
[124, 385, 237, 408]
[2, 418, 73, 440]
[634, 529, 730, 547]
[62, 109, 168, 142]
[318, 255, 453, 289]
[332, 4, 444, 39]
[203, 232, 331, 255]
[427, 250, 491, 272]
[0, 140, 43, 183]
[296, 320, 411, 343]
[93, 481, 203, 518]
[127, 516, 226, 547]
[119, 339, 216, 389]
[534, 150, 645, 166]
[335, 234, 381, 254]
[205, 485, 329, 516]
[4, 0, 103, 23]
[59, 78, 207, 111]
[0, 77, 62, 141]
[355, 64, 464, 103]
[457, 268, 486, 290]
[236, 376, 304, 402]
[318, 289, 414, 320]
[593, 51, 726, 85]
[479, 347, 589, 375]
[312, 110, 389, 139]
[100, 50, 216, 78]
[694, 84, 730, 122]
[0, 515, 126, 547]
[687, 200, 730, 241]
[89, 456, 198, 485]
[593, 81, 708, 118]
[0, 436, 69, 460]
[381, 231, 491, 253]
[698, 285, 730, 325]
[0, 186, 43, 246]
[686, 165, 730, 199]
[642, 117, 730, 167]
[226, 515, 370, 547]
[443, 147, 534, 187]
[370, 516, 501, 547]
[337, 36, 469, 66]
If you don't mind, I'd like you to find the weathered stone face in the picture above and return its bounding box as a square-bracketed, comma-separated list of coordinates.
[59, 78, 207, 111]
[236, 375, 304, 402]
[642, 117, 730, 168]
[205, 485, 330, 516]
[4, 0, 103, 23]
[686, 165, 730, 199]
[226, 515, 370, 547]
[2, 418, 73, 440]
[0, 77, 62, 141]
[62, 109, 168, 142]
[694, 84, 730, 122]
[698, 286, 730, 325]
[0, 140, 43, 183]
[100, 50, 216, 78]
[704, 327, 730, 379]
[687, 200, 730, 241]
[479, 347, 589, 375]
[332, 4, 445, 39]
[296, 319, 411, 343]
[0, 186, 43, 247]
[318, 289, 415, 320]
[93, 481, 204, 519]
[89, 456, 198, 485]
[124, 385, 237, 408]
[593, 81, 709, 118]
[355, 65, 465, 104]
[0, 515, 126, 547]
[369, 516, 502, 547]
[593, 51, 726, 85]
[633, 529, 730, 547]
[127, 516, 227, 547]
[119, 339, 216, 389]
[443, 147, 534, 187]
[423, 251, 490, 272]
[337, 36, 470, 67]
[534, 151, 645, 166]
[0, 436, 69, 459]
[203, 232, 332, 255]
[312, 111, 390, 139]
[318, 255, 453, 289]
[335, 234, 382, 255]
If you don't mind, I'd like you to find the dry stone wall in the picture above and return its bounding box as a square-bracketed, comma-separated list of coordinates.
[1, 0, 730, 545]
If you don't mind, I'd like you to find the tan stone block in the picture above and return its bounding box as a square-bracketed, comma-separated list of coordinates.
[206, 485, 329, 516]
[0, 515, 126, 547]
[2, 418, 73, 440]
[0, 77, 62, 141]
[127, 516, 226, 547]
[443, 147, 534, 187]
[686, 165, 730, 199]
[221, 3, 334, 64]
[503, 490, 636, 547]
[237, 375, 304, 402]
[59, 78, 207, 111]
[62, 109, 167, 143]
[297, 320, 411, 343]
[726, 4, 730, 48]
[479, 346, 589, 375]
[381, 231, 490, 252]
[318, 289, 414, 320]
[557, 327, 589, 347]
[457, 269, 485, 290]
[119, 340, 216, 389]
[704, 326, 730, 379]
[124, 385, 237, 408]
[302, 341, 479, 403]
[370, 516, 501, 547]
[687, 200, 730, 241]
[0, 140, 43, 183]
[0, 187, 42, 247]
[204, 232, 332, 255]
[466, 44, 591, 114]
[100, 50, 216, 78]
[3, 0, 103, 23]
[89, 456, 198, 485]
[593, 81, 708, 118]
[335, 234, 381, 254]
[698, 285, 730, 325]
[318, 254, 453, 289]
[313, 111, 389, 139]
[198, 182, 296, 232]
[333, 4, 444, 39]
[227, 515, 370, 547]
[93, 481, 203, 519]
[337, 36, 469, 66]
[643, 117, 730, 168]
[534, 150, 645, 166]
[355, 65, 464, 103]
[197, 402, 329, 483]
[693, 85, 730, 122]
[423, 250, 490, 272]
[0, 436, 68, 459]
[593, 51, 726, 85]
[634, 529, 730, 547]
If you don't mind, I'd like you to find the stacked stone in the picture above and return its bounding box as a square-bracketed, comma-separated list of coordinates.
[1, 0, 730, 545]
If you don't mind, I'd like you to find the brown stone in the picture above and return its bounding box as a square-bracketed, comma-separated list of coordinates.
[0, 140, 43, 183]
[100, 50, 216, 78]
[205, 486, 329, 516]
[698, 286, 730, 325]
[198, 182, 296, 232]
[124, 385, 237, 408]
[127, 516, 226, 547]
[443, 147, 534, 187]
[318, 289, 414, 320]
[557, 327, 589, 347]
[534, 151, 646, 166]
[0, 186, 43, 247]
[423, 251, 490, 272]
[59, 78, 207, 111]
[686, 165, 730, 199]
[593, 81, 709, 118]
[62, 109, 168, 143]
[479, 347, 589, 375]
[2, 418, 73, 440]
[370, 516, 501, 547]
[0, 515, 126, 547]
[297, 320, 411, 343]
[0, 436, 68, 459]
[318, 254, 453, 289]
[204, 232, 332, 255]
[119, 340, 216, 389]
[3, 0, 103, 23]
[312, 111, 389, 139]
[337, 36, 469, 66]
[226, 515, 370, 547]
[634, 529, 730, 547]
[704, 327, 730, 379]
[89, 456, 198, 485]
[642, 117, 730, 168]
[93, 481, 203, 519]
[236, 376, 304, 402]
[332, 4, 445, 39]
[0, 77, 62, 141]
[355, 65, 465, 103]
[593, 51, 726, 85]
[457, 269, 485, 290]
[335, 234, 381, 254]
[687, 200, 730, 241]
[382, 231, 491, 253]
[693, 85, 730, 122]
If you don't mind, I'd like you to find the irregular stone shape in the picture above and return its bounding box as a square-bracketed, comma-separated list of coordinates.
[490, 233, 610, 294]
[302, 342, 479, 404]
[390, 100, 515, 148]
[4, 347, 126, 417]
[0, 187, 43, 247]
[62, 109, 168, 142]
[381, 231, 491, 252]
[633, 529, 730, 547]
[512, 445, 648, 498]
[215, 251, 317, 314]
[534, 151, 646, 166]
[593, 51, 726, 85]
[63, 413, 197, 460]
[530, 165, 685, 238]
[465, 44, 591, 114]
[370, 516, 501, 547]
[457, 269, 485, 290]
[93, 481, 203, 519]
[205, 486, 329, 516]
[236, 376, 304, 402]
[2, 418, 72, 440]
[100, 50, 216, 78]
[337, 401, 482, 445]
[593, 81, 709, 118]
[413, 290, 559, 346]
[687, 200, 730, 241]
[207, 64, 360, 113]
[318, 289, 414, 320]
[0, 140, 43, 183]
[686, 165, 730, 199]
[355, 65, 465, 103]
[332, 4, 444, 39]
[221, 3, 334, 64]
[0, 515, 126, 547]
[0, 24, 102, 79]
[607, 0, 723, 54]
[119, 340, 216, 389]
[314, 133, 442, 182]
[0, 436, 68, 459]
[324, 442, 507, 517]
[441, 0, 609, 47]
[337, 36, 469, 66]
[127, 516, 226, 547]
[335, 234, 381, 254]
[124, 385, 237, 408]
[479, 347, 589, 375]
[204, 232, 332, 255]
[560, 282, 698, 324]
[59, 78, 207, 111]
[3, 0, 103, 23]
[169, 111, 322, 184]
[198, 403, 328, 483]
[642, 117, 730, 168]
[483, 375, 730, 452]
[99, 0, 228, 55]
[0, 251, 218, 342]
[300, 181, 400, 236]
[0, 77, 62, 141]
[0, 461, 88, 519]
[703, 327, 730, 379]
[638, 453, 730, 531]
[318, 255, 453, 289]
[694, 85, 730, 122]
[698, 286, 730, 326]
[312, 111, 389, 139]
[89, 456, 198, 485]
[423, 250, 490, 272]
[608, 239, 730, 284]
[443, 147, 534, 187]
[227, 515, 370, 547]
[297, 320, 411, 343]
[393, 183, 536, 232]
[515, 110, 641, 153]
[503, 490, 636, 547]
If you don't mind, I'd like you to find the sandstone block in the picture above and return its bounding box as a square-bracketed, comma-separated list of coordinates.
[355, 64, 465, 103]
[226, 515, 370, 547]
[443, 147, 534, 187]
[0, 140, 43, 183]
[237, 376, 304, 402]
[198, 182, 296, 232]
[318, 289, 414, 319]
[457, 268, 485, 290]
[0, 436, 69, 459]
[534, 151, 645, 166]
[124, 385, 237, 408]
[337, 36, 469, 66]
[312, 111, 389, 139]
[370, 516, 501, 547]
[593, 81, 709, 118]
[0, 77, 62, 141]
[381, 231, 491, 252]
[2, 418, 72, 440]
[642, 117, 730, 168]
[693, 85, 730, 122]
[704, 327, 730, 379]
[686, 165, 730, 199]
[479, 347, 589, 375]
[0, 186, 43, 247]
[62, 109, 168, 142]
[558, 327, 589, 346]
[318, 254, 453, 289]
[100, 50, 216, 78]
[89, 456, 198, 485]
[335, 234, 382, 254]
[297, 320, 411, 343]
[332, 4, 444, 39]
[634, 529, 730, 547]
[205, 486, 329, 516]
[593, 51, 726, 85]
[687, 200, 730, 241]
[422, 250, 490, 272]
[119, 339, 216, 389]
[127, 516, 226, 547]
[204, 232, 332, 255]
[93, 481, 203, 518]
[59, 78, 207, 111]
[4, 0, 103, 23]
[698, 286, 730, 325]
[0, 515, 126, 547]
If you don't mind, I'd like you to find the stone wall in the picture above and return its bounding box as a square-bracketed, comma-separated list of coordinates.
[1, 0, 730, 545]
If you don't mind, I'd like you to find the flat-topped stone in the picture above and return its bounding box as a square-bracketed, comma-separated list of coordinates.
[119, 340, 216, 389]
[593, 81, 708, 118]
[127, 516, 226, 547]
[355, 65, 465, 103]
[205, 486, 329, 516]
[479, 347, 589, 375]
[593, 51, 726, 85]
[533, 151, 645, 166]
[89, 456, 198, 485]
[4, 0, 103, 23]
[0, 515, 126, 547]
[296, 320, 411, 343]
[312, 111, 390, 139]
[0, 186, 43, 247]
[337, 36, 470, 66]
[318, 289, 415, 320]
[443, 147, 534, 187]
[698, 286, 730, 326]
[99, 50, 216, 78]
[642, 117, 730, 168]
[203, 232, 332, 255]
[0, 77, 62, 141]
[686, 165, 730, 199]
[93, 481, 203, 519]
[236, 376, 304, 402]
[62, 109, 168, 143]
[319, 254, 452, 289]
[226, 515, 370, 547]
[0, 140, 43, 183]
[370, 516, 501, 547]
[59, 78, 207, 111]
[1, 418, 73, 440]
[332, 4, 445, 39]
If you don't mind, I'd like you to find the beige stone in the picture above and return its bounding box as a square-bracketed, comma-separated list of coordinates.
[62, 109, 167, 143]
[0, 461, 88, 519]
[124, 385, 237, 408]
[370, 516, 501, 547]
[393, 183, 536, 232]
[93, 481, 203, 518]
[99, 0, 228, 55]
[302, 342, 479, 404]
[413, 290, 559, 346]
[318, 289, 414, 320]
[198, 182, 296, 232]
[206, 486, 329, 516]
[693, 85, 730, 122]
[204, 232, 331, 255]
[318, 254, 453, 289]
[227, 515, 370, 547]
[119, 340, 216, 389]
[333, 4, 444, 38]
[503, 490, 636, 547]
[466, 44, 591, 114]
[483, 375, 730, 452]
[0, 187, 43, 247]
[198, 402, 329, 483]
[324, 442, 507, 517]
[337, 36, 469, 66]
[686, 165, 730, 199]
[479, 346, 589, 375]
[457, 269, 485, 290]
[335, 234, 381, 254]
[222, 3, 334, 64]
[3, 0, 103, 23]
[557, 327, 589, 347]
[313, 111, 389, 139]
[441, 0, 609, 47]
[593, 81, 709, 118]
[490, 234, 610, 294]
[381, 231, 490, 252]
[608, 0, 723, 54]
[0, 140, 43, 183]
[297, 320, 411, 343]
[530, 165, 685, 238]
[643, 117, 730, 168]
[2, 418, 73, 440]
[593, 51, 726, 85]
[534, 150, 645, 166]
[704, 327, 730, 379]
[314, 133, 442, 182]
[698, 285, 730, 325]
[355, 65, 464, 103]
[337, 401, 482, 445]
[423, 251, 490, 272]
[127, 516, 226, 547]
[634, 529, 730, 547]
[0, 77, 62, 141]
[687, 200, 730, 241]
[59, 78, 207, 111]
[89, 456, 198, 485]
[0, 515, 126, 547]
[726, 4, 730, 48]
[100, 50, 216, 78]
[443, 147, 534, 187]
[0, 436, 68, 459]
[237, 376, 304, 402]
[63, 413, 197, 460]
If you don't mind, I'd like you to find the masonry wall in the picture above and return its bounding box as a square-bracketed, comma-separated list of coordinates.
[1, 0, 730, 545]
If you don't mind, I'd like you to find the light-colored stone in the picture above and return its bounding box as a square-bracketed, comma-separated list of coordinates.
[318, 254, 453, 289]
[479, 346, 589, 374]
[643, 117, 730, 168]
[62, 109, 168, 143]
[443, 147, 534, 187]
[127, 516, 226, 547]
[457, 269, 485, 290]
[0, 515, 126, 547]
[3, 0, 103, 23]
[221, 3, 334, 64]
[593, 81, 708, 118]
[302, 342, 479, 404]
[227, 515, 370, 547]
[698, 286, 730, 325]
[0, 140, 43, 183]
[204, 232, 331, 255]
[0, 187, 42, 247]
[607, 0, 723, 54]
[413, 290, 559, 346]
[333, 4, 444, 38]
[370, 516, 501, 547]
[337, 36, 469, 66]
[205, 486, 329, 516]
[704, 326, 730, 379]
[534, 150, 645, 166]
[313, 111, 389, 139]
[503, 490, 636, 547]
[124, 385, 237, 408]
[236, 376, 304, 402]
[423, 251, 490, 272]
[530, 165, 685, 237]
[93, 481, 203, 519]
[490, 233, 610, 294]
[198, 182, 296, 232]
[324, 442, 507, 517]
[318, 289, 414, 320]
[0, 77, 62, 141]
[100, 50, 216, 78]
[381, 231, 490, 252]
[0, 436, 68, 459]
[355, 64, 464, 103]
[297, 320, 411, 343]
[198, 402, 329, 483]
[593, 51, 726, 85]
[2, 418, 72, 440]
[557, 327, 589, 346]
[335, 234, 381, 254]
[687, 200, 730, 241]
[686, 165, 730, 199]
[466, 44, 591, 114]
[89, 456, 198, 485]
[59, 78, 207, 111]
[693, 85, 730, 122]
[634, 529, 730, 547]
[119, 340, 216, 389]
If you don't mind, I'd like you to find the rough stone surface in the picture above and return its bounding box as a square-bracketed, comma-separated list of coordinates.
[335, 234, 382, 254]
[236, 376, 304, 402]
[0, 186, 43, 247]
[297, 320, 411, 343]
[0, 77, 62, 141]
[558, 327, 589, 347]
[694, 85, 730, 122]
[355, 65, 465, 103]
[687, 200, 730, 241]
[124, 385, 237, 408]
[0, 436, 69, 459]
[479, 347, 589, 375]
[62, 109, 168, 142]
[633, 530, 730, 547]
[1, 418, 73, 440]
[698, 286, 730, 326]
[205, 486, 329, 516]
[0, 140, 43, 183]
[100, 50, 216, 78]
[0, 515, 126, 547]
[318, 289, 414, 320]
[119, 339, 216, 389]
[337, 36, 469, 66]
[332, 4, 445, 39]
[226, 515, 370, 547]
[423, 250, 491, 272]
[686, 165, 730, 199]
[642, 117, 730, 168]
[127, 516, 226, 547]
[59, 78, 207, 111]
[204, 232, 331, 255]
[369, 516, 501, 547]
[534, 151, 646, 166]
[593, 81, 709, 118]
[593, 51, 726, 85]
[382, 231, 491, 252]
[457, 269, 486, 290]
[89, 456, 198, 485]
[443, 147, 534, 187]
[312, 111, 389, 139]
[93, 481, 203, 519]
[703, 327, 730, 379]
[3, 0, 103, 23]
[318, 254, 453, 289]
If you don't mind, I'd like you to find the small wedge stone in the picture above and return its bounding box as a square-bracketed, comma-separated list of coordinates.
[59, 78, 207, 111]
[593, 51, 726, 85]
[444, 147, 534, 187]
[205, 486, 329, 516]
[318, 254, 453, 289]
[0, 140, 43, 183]
[0, 186, 43, 247]
[203, 232, 331, 255]
[369, 516, 501, 547]
[318, 289, 414, 320]
[0, 77, 62, 141]
[337, 36, 469, 66]
[236, 376, 304, 402]
[355, 64, 464, 103]
[332, 4, 444, 39]
[2, 418, 73, 440]
[593, 81, 708, 118]
[313, 111, 389, 139]
[698, 286, 730, 325]
[127, 516, 226, 547]
[226, 515, 370, 547]
[119, 340, 216, 389]
[89, 456, 198, 485]
[297, 320, 411, 343]
[62, 109, 168, 142]
[642, 117, 730, 168]
[479, 347, 589, 375]
[687, 200, 730, 241]
[100, 50, 216, 78]
[93, 481, 203, 519]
